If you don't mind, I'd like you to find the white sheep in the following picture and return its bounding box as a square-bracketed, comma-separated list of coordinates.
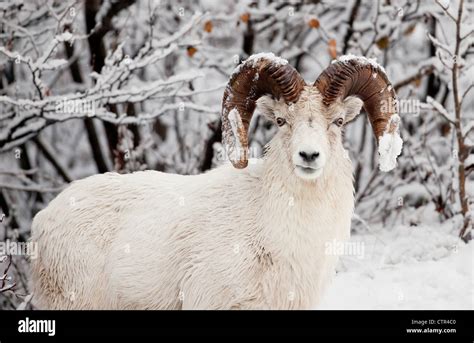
[30, 53, 402, 310]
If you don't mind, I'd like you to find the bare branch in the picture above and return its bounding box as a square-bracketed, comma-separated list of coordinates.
[394, 65, 435, 91]
[435, 0, 457, 22]
[426, 96, 456, 125]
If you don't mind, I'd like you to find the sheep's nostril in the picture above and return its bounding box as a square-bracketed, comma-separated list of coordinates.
[299, 151, 319, 162]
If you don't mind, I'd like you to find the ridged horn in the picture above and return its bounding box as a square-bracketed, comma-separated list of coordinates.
[222, 53, 306, 168]
[314, 56, 402, 171]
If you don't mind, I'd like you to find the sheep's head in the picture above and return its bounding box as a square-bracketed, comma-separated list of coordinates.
[221, 53, 402, 181]
[256, 90, 364, 180]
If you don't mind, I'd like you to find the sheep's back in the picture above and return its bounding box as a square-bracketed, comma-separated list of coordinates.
[29, 171, 185, 308]
[30, 166, 262, 309]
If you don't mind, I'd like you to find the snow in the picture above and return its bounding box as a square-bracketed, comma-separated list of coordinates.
[377, 115, 403, 172]
[427, 96, 455, 122]
[438, 0, 451, 8]
[462, 120, 474, 137]
[378, 131, 403, 172]
[0, 47, 29, 64]
[247, 52, 288, 67]
[227, 108, 245, 163]
[95, 0, 112, 25]
[319, 224, 473, 309]
[40, 59, 67, 70]
[335, 54, 387, 75]
[56, 31, 73, 43]
[232, 52, 288, 76]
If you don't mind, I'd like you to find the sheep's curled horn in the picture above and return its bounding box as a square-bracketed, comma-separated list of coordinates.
[222, 54, 402, 171]
[221, 54, 306, 168]
[314, 57, 402, 171]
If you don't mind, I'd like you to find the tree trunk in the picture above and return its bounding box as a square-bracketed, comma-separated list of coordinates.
[84, 0, 135, 165]
[64, 34, 109, 173]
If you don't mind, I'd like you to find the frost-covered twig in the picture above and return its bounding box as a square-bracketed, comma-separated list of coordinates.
[0, 12, 207, 151]
[393, 65, 435, 91]
[0, 255, 14, 293]
[33, 137, 73, 182]
[430, 0, 472, 240]
[426, 96, 455, 124]
[450, 0, 471, 240]
[435, 0, 457, 22]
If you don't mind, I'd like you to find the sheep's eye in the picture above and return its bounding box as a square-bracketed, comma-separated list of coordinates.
[276, 117, 286, 127]
[334, 117, 344, 127]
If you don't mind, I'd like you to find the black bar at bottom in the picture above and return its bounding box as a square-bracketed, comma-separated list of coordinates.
[0, 310, 472, 339]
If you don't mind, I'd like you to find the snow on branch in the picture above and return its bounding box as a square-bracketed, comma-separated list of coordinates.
[0, 13, 209, 151]
[425, 96, 455, 124]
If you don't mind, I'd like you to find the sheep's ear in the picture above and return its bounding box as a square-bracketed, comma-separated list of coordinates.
[342, 96, 363, 124]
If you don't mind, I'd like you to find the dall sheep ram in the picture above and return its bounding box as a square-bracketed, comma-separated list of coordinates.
[30, 53, 402, 310]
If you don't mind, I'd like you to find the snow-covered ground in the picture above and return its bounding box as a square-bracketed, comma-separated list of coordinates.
[319, 224, 473, 310]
